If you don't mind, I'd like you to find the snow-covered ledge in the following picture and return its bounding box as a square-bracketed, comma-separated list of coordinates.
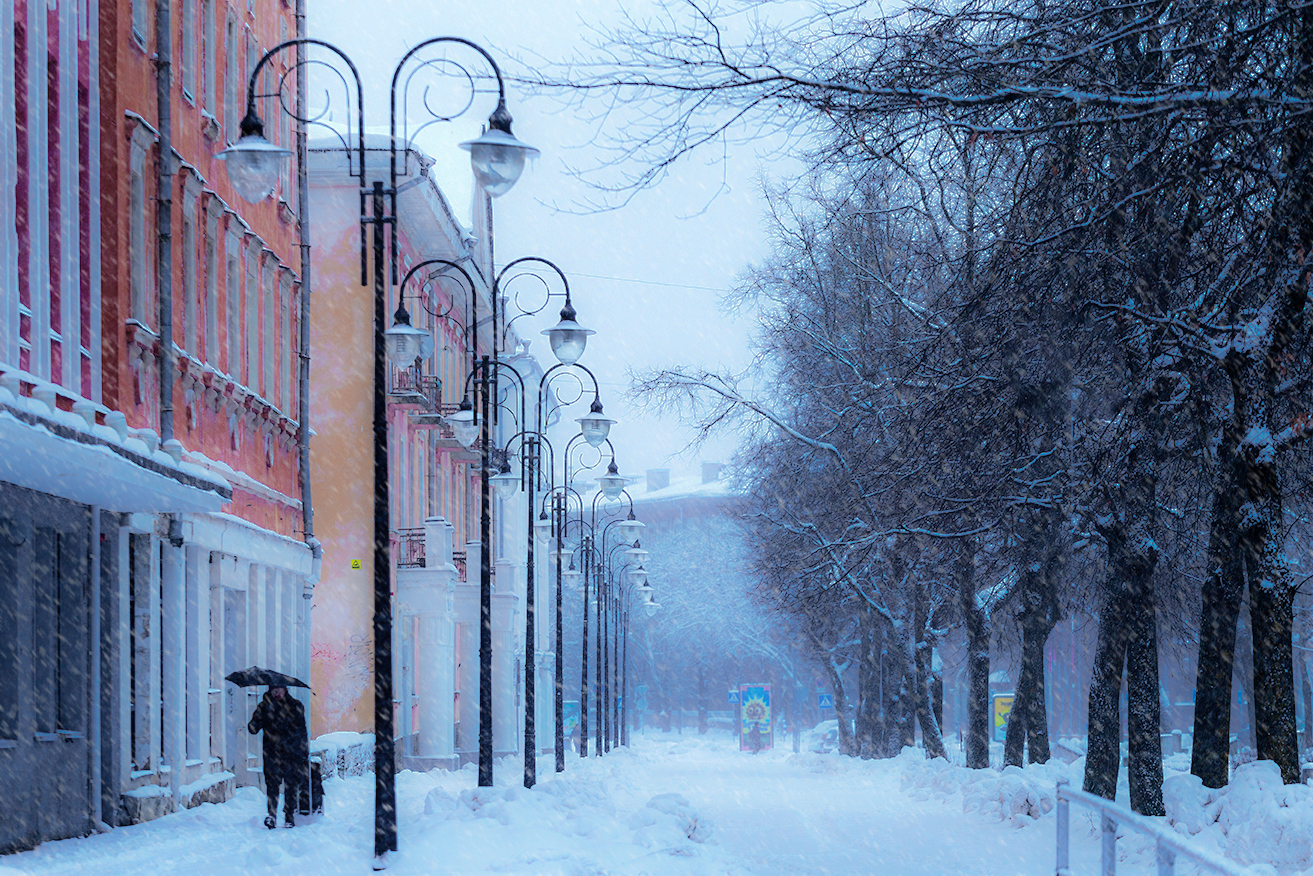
[0, 371, 231, 512]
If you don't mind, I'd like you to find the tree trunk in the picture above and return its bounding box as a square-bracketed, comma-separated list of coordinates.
[1084, 530, 1164, 814]
[1084, 584, 1129, 802]
[1006, 611, 1056, 767]
[823, 656, 856, 757]
[1249, 563, 1299, 783]
[1190, 441, 1244, 788]
[957, 540, 991, 769]
[1125, 582, 1164, 816]
[913, 573, 946, 759]
[855, 606, 880, 758]
[1300, 657, 1313, 757]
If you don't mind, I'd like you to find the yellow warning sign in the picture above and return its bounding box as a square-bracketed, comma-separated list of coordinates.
[350, 559, 362, 570]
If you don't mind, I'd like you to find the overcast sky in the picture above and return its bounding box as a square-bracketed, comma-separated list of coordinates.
[309, 0, 793, 480]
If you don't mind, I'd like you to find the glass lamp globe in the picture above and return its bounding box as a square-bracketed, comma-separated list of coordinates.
[541, 300, 594, 366]
[576, 398, 616, 448]
[644, 600, 659, 617]
[618, 513, 645, 546]
[446, 397, 479, 448]
[626, 542, 649, 565]
[629, 565, 648, 586]
[458, 101, 540, 197]
[636, 581, 654, 602]
[596, 461, 626, 501]
[215, 111, 292, 203]
[562, 564, 582, 588]
[491, 460, 519, 499]
[383, 303, 432, 367]
[534, 512, 552, 546]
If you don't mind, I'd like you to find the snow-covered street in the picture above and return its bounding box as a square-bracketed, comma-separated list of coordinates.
[3, 729, 1280, 876]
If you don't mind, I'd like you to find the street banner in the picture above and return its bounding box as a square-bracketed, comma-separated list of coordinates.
[739, 683, 772, 752]
[992, 694, 1014, 742]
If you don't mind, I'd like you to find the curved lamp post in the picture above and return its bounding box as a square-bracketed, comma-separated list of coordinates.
[217, 37, 535, 868]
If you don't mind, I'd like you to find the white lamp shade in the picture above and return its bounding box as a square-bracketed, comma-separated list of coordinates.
[552, 545, 574, 567]
[460, 128, 539, 197]
[534, 514, 552, 546]
[542, 301, 593, 366]
[491, 466, 519, 499]
[562, 566, 582, 588]
[597, 470, 626, 500]
[577, 408, 616, 448]
[629, 566, 648, 586]
[618, 517, 645, 546]
[445, 398, 479, 448]
[626, 546, 649, 565]
[384, 319, 431, 367]
[216, 134, 291, 203]
[644, 601, 659, 617]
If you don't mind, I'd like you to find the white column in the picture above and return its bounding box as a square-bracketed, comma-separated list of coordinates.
[185, 543, 209, 764]
[161, 536, 186, 804]
[491, 580, 518, 756]
[208, 553, 225, 770]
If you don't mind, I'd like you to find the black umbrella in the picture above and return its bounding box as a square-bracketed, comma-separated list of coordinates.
[225, 665, 310, 689]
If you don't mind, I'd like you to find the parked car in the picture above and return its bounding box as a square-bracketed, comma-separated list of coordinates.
[804, 719, 846, 753]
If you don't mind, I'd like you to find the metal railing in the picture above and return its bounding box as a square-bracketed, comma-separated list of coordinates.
[1055, 779, 1249, 876]
[396, 528, 426, 568]
[388, 367, 442, 410]
[452, 551, 466, 582]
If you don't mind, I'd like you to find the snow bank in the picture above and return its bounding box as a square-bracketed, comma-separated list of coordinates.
[1164, 760, 1313, 871]
[898, 748, 1066, 825]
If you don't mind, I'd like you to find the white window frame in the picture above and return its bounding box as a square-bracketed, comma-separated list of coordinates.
[128, 123, 155, 326]
[180, 0, 196, 102]
[181, 174, 201, 355]
[203, 197, 220, 362]
[225, 222, 241, 376]
[201, 0, 215, 111]
[262, 253, 275, 400]
[245, 239, 258, 388]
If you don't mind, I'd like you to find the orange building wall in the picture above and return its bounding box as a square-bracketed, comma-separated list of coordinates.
[100, 0, 304, 537]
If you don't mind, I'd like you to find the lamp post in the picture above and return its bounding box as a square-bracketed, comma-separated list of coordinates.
[398, 255, 603, 790]
[218, 38, 536, 867]
[616, 573, 658, 746]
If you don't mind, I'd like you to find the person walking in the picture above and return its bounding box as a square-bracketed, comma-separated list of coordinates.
[248, 685, 308, 829]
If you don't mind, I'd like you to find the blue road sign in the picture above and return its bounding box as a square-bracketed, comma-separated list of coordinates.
[818, 693, 834, 709]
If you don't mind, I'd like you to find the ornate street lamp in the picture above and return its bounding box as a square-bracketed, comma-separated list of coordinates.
[219, 36, 534, 868]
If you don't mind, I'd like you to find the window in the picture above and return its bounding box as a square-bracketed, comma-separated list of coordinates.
[224, 15, 238, 142]
[204, 199, 219, 361]
[225, 226, 240, 375]
[280, 275, 293, 414]
[181, 177, 200, 355]
[262, 256, 274, 399]
[245, 240, 258, 386]
[180, 0, 196, 102]
[201, 0, 215, 110]
[128, 125, 153, 324]
[132, 0, 147, 47]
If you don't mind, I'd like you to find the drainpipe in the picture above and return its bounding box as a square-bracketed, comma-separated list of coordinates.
[155, 0, 174, 444]
[294, 0, 321, 790]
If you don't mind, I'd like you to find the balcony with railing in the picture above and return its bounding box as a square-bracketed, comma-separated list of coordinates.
[388, 367, 441, 411]
[394, 528, 468, 582]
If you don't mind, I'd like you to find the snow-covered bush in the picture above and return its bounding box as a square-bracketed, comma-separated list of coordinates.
[1165, 760, 1313, 871]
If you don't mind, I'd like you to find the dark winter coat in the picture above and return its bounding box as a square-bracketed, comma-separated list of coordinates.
[247, 691, 309, 777]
